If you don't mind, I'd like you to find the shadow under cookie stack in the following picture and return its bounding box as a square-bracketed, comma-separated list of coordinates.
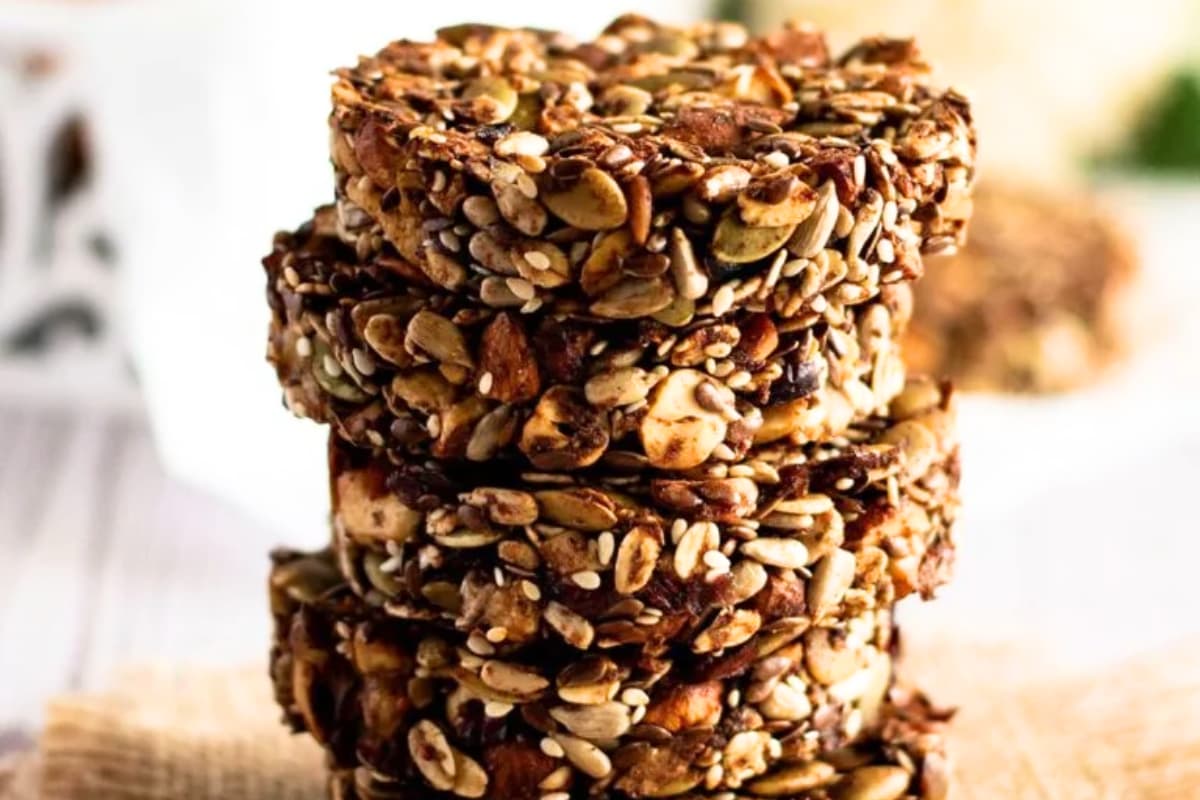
[262, 16, 974, 800]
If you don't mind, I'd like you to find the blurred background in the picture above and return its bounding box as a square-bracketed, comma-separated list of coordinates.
[0, 0, 1198, 750]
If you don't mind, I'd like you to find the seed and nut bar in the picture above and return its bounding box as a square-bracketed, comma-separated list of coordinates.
[270, 548, 918, 800]
[329, 375, 958, 642]
[266, 207, 911, 471]
[904, 182, 1139, 393]
[328, 16, 975, 321]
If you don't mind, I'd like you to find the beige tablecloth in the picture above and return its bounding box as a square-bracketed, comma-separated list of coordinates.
[4, 634, 1199, 800]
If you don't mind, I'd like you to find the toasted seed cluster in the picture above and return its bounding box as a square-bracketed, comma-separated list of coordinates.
[261, 14, 972, 800]
[330, 377, 958, 630]
[904, 182, 1139, 393]
[267, 208, 913, 469]
[271, 549, 951, 800]
[328, 15, 974, 318]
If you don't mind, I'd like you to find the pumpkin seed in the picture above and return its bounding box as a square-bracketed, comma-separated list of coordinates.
[462, 76, 518, 124]
[541, 167, 628, 230]
[712, 207, 796, 263]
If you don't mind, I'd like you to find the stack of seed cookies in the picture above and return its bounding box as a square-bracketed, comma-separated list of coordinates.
[261, 16, 974, 800]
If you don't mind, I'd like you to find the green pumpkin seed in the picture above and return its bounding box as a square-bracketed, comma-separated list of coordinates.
[712, 208, 796, 264]
[541, 167, 628, 230]
[462, 76, 518, 124]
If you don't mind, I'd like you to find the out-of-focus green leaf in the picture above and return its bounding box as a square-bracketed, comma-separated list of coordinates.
[713, 0, 748, 23]
[1104, 68, 1200, 173]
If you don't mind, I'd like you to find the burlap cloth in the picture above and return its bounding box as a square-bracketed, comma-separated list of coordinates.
[3, 634, 1199, 800]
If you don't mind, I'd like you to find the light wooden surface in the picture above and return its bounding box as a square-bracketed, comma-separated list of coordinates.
[0, 405, 294, 750]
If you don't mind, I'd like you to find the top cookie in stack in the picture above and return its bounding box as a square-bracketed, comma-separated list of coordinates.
[267, 15, 974, 473]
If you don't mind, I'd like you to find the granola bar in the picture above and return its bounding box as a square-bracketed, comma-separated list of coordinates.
[328, 375, 958, 637]
[327, 16, 975, 321]
[903, 182, 1139, 393]
[269, 548, 926, 800]
[266, 207, 911, 471]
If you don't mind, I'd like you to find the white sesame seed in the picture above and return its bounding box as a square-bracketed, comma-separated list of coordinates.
[571, 570, 602, 590]
[540, 737, 565, 759]
[322, 354, 342, 377]
[597, 532, 615, 566]
[876, 238, 895, 263]
[426, 415, 442, 438]
[506, 277, 537, 300]
[484, 701, 514, 718]
[630, 705, 647, 724]
[479, 371, 494, 394]
[521, 580, 542, 601]
[523, 250, 552, 270]
[711, 284, 736, 316]
[485, 626, 509, 643]
[763, 150, 790, 169]
[621, 688, 650, 707]
[516, 172, 538, 199]
[295, 336, 312, 358]
[467, 631, 495, 656]
[703, 550, 731, 571]
[351, 348, 376, 376]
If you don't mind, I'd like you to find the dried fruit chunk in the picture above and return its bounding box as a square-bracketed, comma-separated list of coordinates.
[639, 369, 732, 469]
[462, 487, 539, 526]
[641, 680, 722, 733]
[541, 167, 628, 230]
[519, 387, 610, 470]
[478, 313, 540, 403]
[335, 469, 421, 543]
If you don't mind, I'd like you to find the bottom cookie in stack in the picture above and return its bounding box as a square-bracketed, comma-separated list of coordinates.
[269, 549, 950, 800]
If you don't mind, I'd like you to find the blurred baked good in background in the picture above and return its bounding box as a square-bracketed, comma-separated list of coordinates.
[740, 0, 1198, 179]
[902, 182, 1139, 393]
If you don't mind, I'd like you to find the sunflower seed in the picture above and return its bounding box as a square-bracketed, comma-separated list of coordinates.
[742, 538, 809, 569]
